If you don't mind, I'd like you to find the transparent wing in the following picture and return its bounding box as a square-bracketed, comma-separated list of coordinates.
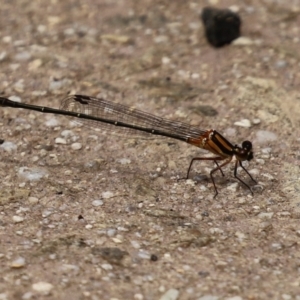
[60, 94, 207, 140]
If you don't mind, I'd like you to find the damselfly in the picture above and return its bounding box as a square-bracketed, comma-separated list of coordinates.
[0, 95, 257, 197]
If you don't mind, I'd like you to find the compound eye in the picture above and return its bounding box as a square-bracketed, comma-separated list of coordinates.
[242, 140, 252, 151]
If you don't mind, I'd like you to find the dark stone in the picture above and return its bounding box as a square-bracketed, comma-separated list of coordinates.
[150, 254, 158, 261]
[201, 7, 241, 47]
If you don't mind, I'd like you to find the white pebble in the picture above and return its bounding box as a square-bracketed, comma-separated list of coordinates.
[107, 229, 116, 237]
[64, 28, 75, 36]
[252, 118, 261, 125]
[233, 36, 255, 46]
[0, 51, 7, 61]
[101, 263, 113, 270]
[42, 209, 54, 218]
[0, 141, 17, 152]
[45, 118, 60, 127]
[11, 257, 26, 268]
[92, 200, 104, 207]
[102, 191, 114, 199]
[15, 51, 32, 61]
[255, 130, 277, 144]
[159, 289, 179, 300]
[61, 130, 74, 138]
[262, 173, 274, 180]
[227, 182, 238, 192]
[112, 238, 122, 243]
[249, 168, 260, 176]
[55, 137, 67, 144]
[255, 159, 265, 165]
[22, 292, 33, 299]
[257, 212, 274, 219]
[118, 158, 131, 165]
[261, 147, 272, 154]
[226, 297, 243, 300]
[8, 95, 22, 102]
[49, 78, 71, 91]
[32, 282, 53, 293]
[154, 35, 169, 43]
[234, 119, 251, 128]
[71, 143, 82, 150]
[13, 216, 24, 223]
[131, 240, 141, 249]
[18, 167, 48, 181]
[3, 36, 12, 43]
[137, 250, 151, 260]
[28, 197, 39, 204]
[60, 264, 80, 273]
[162, 56, 171, 64]
[14, 80, 24, 92]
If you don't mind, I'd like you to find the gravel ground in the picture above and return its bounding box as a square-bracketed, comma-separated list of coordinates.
[0, 0, 300, 299]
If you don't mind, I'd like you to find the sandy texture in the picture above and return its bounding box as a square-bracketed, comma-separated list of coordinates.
[0, 0, 300, 299]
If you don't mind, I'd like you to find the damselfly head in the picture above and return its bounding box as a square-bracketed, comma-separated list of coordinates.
[242, 140, 253, 161]
[235, 140, 253, 161]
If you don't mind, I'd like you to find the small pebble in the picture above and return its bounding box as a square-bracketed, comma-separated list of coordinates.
[42, 209, 54, 218]
[92, 200, 104, 207]
[271, 243, 282, 251]
[191, 73, 200, 79]
[0, 51, 7, 61]
[32, 282, 53, 293]
[18, 167, 48, 181]
[101, 263, 113, 270]
[198, 296, 219, 300]
[102, 191, 114, 199]
[28, 197, 39, 204]
[0, 141, 17, 152]
[55, 137, 67, 144]
[61, 130, 74, 138]
[227, 182, 238, 192]
[159, 289, 179, 300]
[233, 36, 255, 46]
[49, 78, 71, 91]
[112, 238, 122, 244]
[258, 212, 274, 219]
[131, 240, 141, 249]
[71, 143, 82, 150]
[106, 229, 116, 237]
[138, 250, 151, 260]
[255, 130, 277, 144]
[22, 292, 33, 300]
[64, 28, 75, 36]
[252, 118, 261, 125]
[13, 216, 24, 223]
[134, 294, 144, 300]
[8, 95, 22, 102]
[118, 158, 131, 165]
[275, 60, 287, 68]
[11, 257, 26, 268]
[256, 159, 265, 165]
[234, 119, 251, 128]
[13, 80, 24, 92]
[45, 118, 60, 127]
[162, 57, 171, 64]
[15, 51, 32, 61]
[28, 59, 43, 70]
[154, 35, 169, 44]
